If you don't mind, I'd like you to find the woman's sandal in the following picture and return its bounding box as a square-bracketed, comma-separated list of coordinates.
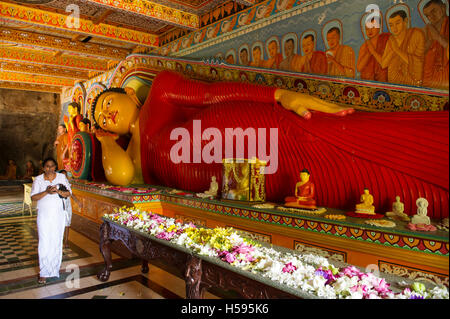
[37, 277, 46, 285]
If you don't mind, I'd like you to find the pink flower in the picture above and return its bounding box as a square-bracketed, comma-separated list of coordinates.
[282, 262, 297, 274]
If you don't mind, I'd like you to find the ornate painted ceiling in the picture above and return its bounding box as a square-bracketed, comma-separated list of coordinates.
[0, 0, 259, 93]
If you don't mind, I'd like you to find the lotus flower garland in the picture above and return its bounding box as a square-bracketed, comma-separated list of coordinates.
[104, 207, 449, 299]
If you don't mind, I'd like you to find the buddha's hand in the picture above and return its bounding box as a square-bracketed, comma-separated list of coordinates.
[274, 89, 354, 119]
[94, 128, 119, 142]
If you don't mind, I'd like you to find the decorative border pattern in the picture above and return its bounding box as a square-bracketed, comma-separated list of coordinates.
[0, 81, 61, 93]
[0, 71, 75, 86]
[0, 1, 159, 47]
[228, 225, 272, 243]
[106, 54, 448, 112]
[86, 0, 199, 29]
[293, 240, 347, 263]
[0, 47, 108, 71]
[0, 61, 89, 80]
[0, 27, 128, 60]
[378, 260, 449, 287]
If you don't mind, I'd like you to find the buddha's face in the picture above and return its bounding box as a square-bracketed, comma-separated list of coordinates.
[211, 176, 216, 182]
[300, 172, 309, 182]
[326, 30, 340, 50]
[365, 26, 380, 39]
[94, 91, 139, 135]
[389, 15, 408, 36]
[302, 37, 314, 55]
[364, 189, 370, 195]
[284, 40, 295, 57]
[395, 196, 400, 202]
[424, 2, 446, 25]
[268, 41, 278, 59]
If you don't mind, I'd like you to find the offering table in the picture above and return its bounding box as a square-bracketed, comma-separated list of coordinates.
[71, 180, 449, 288]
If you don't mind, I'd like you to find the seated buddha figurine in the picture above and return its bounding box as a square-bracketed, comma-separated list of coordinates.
[411, 198, 431, 225]
[355, 188, 375, 215]
[197, 176, 219, 199]
[386, 196, 410, 221]
[284, 169, 317, 209]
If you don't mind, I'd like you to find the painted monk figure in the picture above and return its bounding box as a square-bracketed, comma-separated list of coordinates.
[357, 18, 389, 82]
[263, 40, 283, 69]
[54, 124, 68, 170]
[325, 27, 356, 77]
[279, 38, 301, 71]
[422, 0, 449, 90]
[381, 10, 426, 86]
[239, 48, 250, 66]
[292, 34, 327, 75]
[91, 70, 448, 220]
[284, 169, 317, 209]
[250, 46, 264, 68]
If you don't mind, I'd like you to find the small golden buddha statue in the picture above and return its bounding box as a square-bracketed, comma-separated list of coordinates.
[197, 176, 219, 199]
[355, 188, 375, 215]
[284, 169, 317, 209]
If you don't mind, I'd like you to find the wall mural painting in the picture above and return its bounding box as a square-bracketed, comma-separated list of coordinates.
[177, 0, 448, 91]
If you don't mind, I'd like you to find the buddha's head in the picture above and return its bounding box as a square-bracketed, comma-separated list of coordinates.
[268, 40, 279, 59]
[284, 38, 295, 58]
[302, 35, 315, 55]
[326, 28, 341, 50]
[388, 10, 408, 36]
[363, 187, 370, 195]
[211, 176, 216, 182]
[92, 87, 140, 135]
[68, 102, 80, 117]
[423, 0, 447, 26]
[395, 195, 400, 202]
[300, 169, 310, 182]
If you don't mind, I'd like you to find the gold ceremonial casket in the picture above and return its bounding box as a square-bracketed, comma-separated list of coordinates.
[221, 158, 266, 202]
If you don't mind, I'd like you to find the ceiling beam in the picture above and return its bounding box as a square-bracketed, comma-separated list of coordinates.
[0, 61, 90, 80]
[84, 0, 199, 30]
[0, 81, 61, 94]
[0, 27, 129, 60]
[0, 71, 76, 87]
[0, 1, 159, 48]
[0, 46, 109, 72]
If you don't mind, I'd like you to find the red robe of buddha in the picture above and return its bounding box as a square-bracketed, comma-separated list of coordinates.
[140, 71, 449, 219]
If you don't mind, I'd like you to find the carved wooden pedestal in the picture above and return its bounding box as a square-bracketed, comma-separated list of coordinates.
[97, 220, 297, 299]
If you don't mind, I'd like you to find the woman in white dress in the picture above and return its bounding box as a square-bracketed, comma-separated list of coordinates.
[31, 157, 71, 284]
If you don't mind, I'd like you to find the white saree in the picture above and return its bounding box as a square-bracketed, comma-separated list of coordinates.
[31, 173, 72, 278]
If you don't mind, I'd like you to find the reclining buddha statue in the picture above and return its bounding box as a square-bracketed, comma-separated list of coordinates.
[91, 70, 449, 220]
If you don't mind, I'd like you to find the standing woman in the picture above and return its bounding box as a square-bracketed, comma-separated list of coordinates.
[31, 157, 71, 284]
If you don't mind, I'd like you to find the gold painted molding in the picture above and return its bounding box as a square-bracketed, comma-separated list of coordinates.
[0, 27, 129, 60]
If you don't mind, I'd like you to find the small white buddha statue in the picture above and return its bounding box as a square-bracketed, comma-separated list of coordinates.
[196, 176, 219, 199]
[411, 198, 431, 225]
[386, 196, 410, 221]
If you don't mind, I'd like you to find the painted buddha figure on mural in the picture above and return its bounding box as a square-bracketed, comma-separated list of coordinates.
[421, 0, 449, 89]
[381, 10, 426, 86]
[250, 45, 264, 68]
[279, 38, 300, 71]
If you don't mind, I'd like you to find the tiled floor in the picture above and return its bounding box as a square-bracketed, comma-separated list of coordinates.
[0, 186, 220, 299]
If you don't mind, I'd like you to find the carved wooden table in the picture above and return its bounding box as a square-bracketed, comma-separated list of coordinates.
[97, 218, 300, 299]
